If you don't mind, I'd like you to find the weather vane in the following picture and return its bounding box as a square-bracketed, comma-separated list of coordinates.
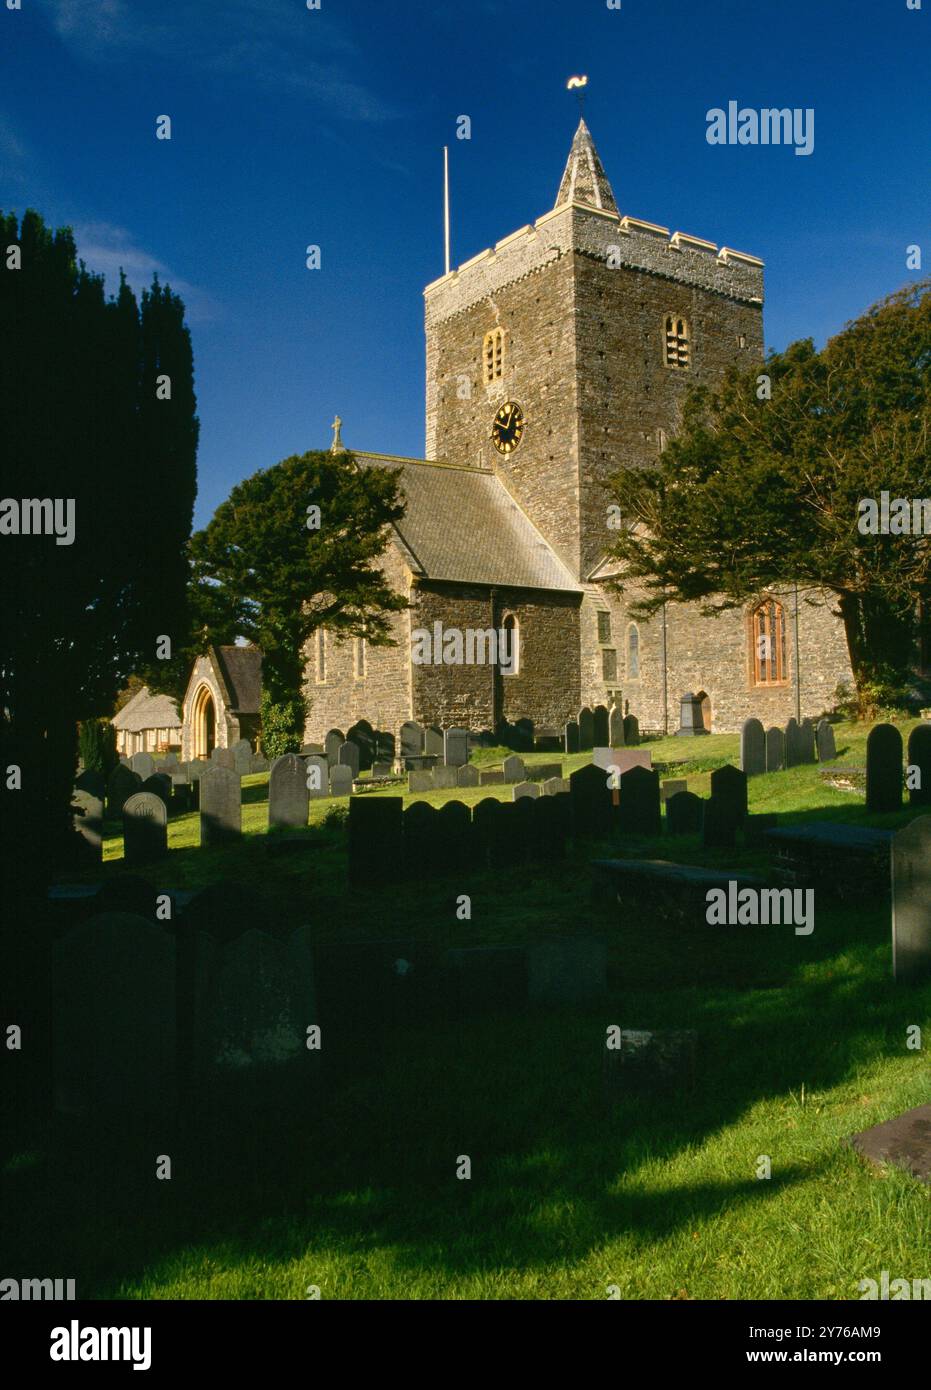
[567, 74, 588, 117]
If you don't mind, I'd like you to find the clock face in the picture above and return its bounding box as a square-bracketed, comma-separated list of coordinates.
[491, 401, 525, 455]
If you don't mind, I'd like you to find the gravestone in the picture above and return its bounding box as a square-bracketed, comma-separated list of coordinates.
[784, 718, 803, 768]
[479, 769, 505, 785]
[542, 777, 564, 796]
[578, 707, 594, 751]
[702, 795, 736, 849]
[739, 718, 766, 777]
[251, 755, 269, 774]
[199, 765, 242, 846]
[609, 706, 625, 747]
[107, 763, 142, 817]
[665, 790, 704, 837]
[570, 762, 612, 838]
[329, 764, 353, 797]
[530, 761, 563, 782]
[892, 816, 931, 983]
[122, 791, 168, 865]
[433, 765, 459, 790]
[766, 726, 786, 772]
[513, 781, 540, 800]
[618, 766, 661, 837]
[472, 797, 504, 867]
[231, 739, 253, 776]
[816, 719, 837, 763]
[374, 729, 396, 766]
[52, 913, 176, 1114]
[489, 801, 520, 869]
[213, 747, 236, 770]
[593, 705, 610, 746]
[347, 720, 376, 772]
[564, 719, 580, 754]
[866, 723, 903, 813]
[304, 753, 329, 799]
[436, 800, 473, 873]
[408, 769, 435, 793]
[338, 740, 361, 778]
[444, 726, 469, 768]
[622, 715, 640, 746]
[71, 789, 103, 860]
[372, 762, 392, 779]
[400, 721, 424, 765]
[676, 692, 708, 736]
[349, 796, 403, 886]
[907, 724, 931, 807]
[187, 760, 207, 781]
[75, 768, 106, 801]
[457, 764, 480, 788]
[799, 717, 817, 764]
[502, 754, 525, 783]
[515, 718, 535, 753]
[593, 747, 652, 775]
[324, 729, 345, 767]
[710, 764, 748, 828]
[269, 754, 309, 830]
[131, 751, 155, 780]
[301, 743, 324, 756]
[660, 778, 688, 802]
[142, 772, 172, 809]
[403, 801, 440, 872]
[528, 795, 564, 860]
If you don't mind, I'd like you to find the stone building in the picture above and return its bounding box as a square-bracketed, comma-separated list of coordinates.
[303, 120, 853, 740]
[111, 686, 182, 756]
[180, 644, 263, 760]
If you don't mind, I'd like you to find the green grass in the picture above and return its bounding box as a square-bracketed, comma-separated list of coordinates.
[5, 718, 929, 1300]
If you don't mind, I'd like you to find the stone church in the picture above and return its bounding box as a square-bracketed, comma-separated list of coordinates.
[303, 120, 853, 742]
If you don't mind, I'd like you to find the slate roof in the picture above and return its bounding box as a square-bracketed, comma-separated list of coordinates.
[354, 453, 580, 593]
[111, 686, 182, 732]
[214, 645, 263, 714]
[554, 119, 618, 215]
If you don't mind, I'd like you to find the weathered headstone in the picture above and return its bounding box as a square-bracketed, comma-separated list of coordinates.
[529, 761, 563, 782]
[433, 765, 459, 790]
[403, 801, 440, 871]
[348, 796, 403, 886]
[564, 719, 580, 754]
[866, 723, 903, 813]
[400, 720, 424, 766]
[542, 777, 564, 796]
[71, 789, 103, 860]
[213, 747, 235, 770]
[513, 781, 540, 800]
[570, 762, 611, 838]
[52, 913, 176, 1114]
[304, 753, 329, 799]
[892, 816, 931, 982]
[622, 714, 640, 746]
[739, 718, 766, 777]
[408, 768, 434, 793]
[199, 765, 242, 846]
[338, 740, 361, 778]
[231, 739, 253, 776]
[593, 705, 609, 746]
[107, 763, 142, 817]
[513, 718, 533, 753]
[618, 765, 661, 837]
[578, 707, 594, 751]
[784, 717, 803, 768]
[479, 769, 505, 785]
[907, 724, 931, 807]
[609, 706, 625, 747]
[665, 790, 704, 836]
[131, 751, 155, 780]
[710, 764, 748, 829]
[472, 797, 504, 867]
[329, 764, 353, 797]
[676, 692, 708, 736]
[444, 726, 469, 767]
[374, 729, 396, 766]
[269, 754, 309, 830]
[815, 719, 837, 763]
[142, 772, 172, 809]
[660, 778, 688, 802]
[347, 719, 376, 772]
[436, 799, 473, 872]
[799, 717, 817, 764]
[324, 729, 345, 767]
[766, 726, 786, 772]
[122, 791, 169, 865]
[502, 754, 525, 783]
[457, 764, 480, 788]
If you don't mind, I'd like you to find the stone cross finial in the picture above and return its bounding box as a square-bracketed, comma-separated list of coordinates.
[330, 414, 343, 452]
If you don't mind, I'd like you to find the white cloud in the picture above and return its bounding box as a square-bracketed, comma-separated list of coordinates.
[72, 220, 218, 324]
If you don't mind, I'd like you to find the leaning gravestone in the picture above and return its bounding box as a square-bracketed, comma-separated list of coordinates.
[593, 705, 609, 746]
[578, 707, 594, 751]
[122, 791, 168, 865]
[618, 766, 661, 837]
[570, 762, 612, 838]
[816, 719, 837, 763]
[665, 790, 704, 837]
[766, 726, 785, 772]
[338, 740, 361, 778]
[623, 715, 640, 746]
[231, 739, 253, 776]
[400, 721, 423, 766]
[304, 753, 328, 799]
[348, 796, 403, 886]
[564, 719, 580, 754]
[269, 754, 309, 830]
[444, 726, 469, 768]
[609, 706, 625, 747]
[892, 816, 931, 983]
[866, 723, 903, 813]
[739, 718, 766, 777]
[710, 764, 748, 828]
[329, 764, 353, 797]
[199, 765, 242, 846]
[907, 724, 931, 807]
[324, 729, 345, 767]
[502, 754, 525, 783]
[52, 913, 176, 1115]
[107, 763, 141, 817]
[72, 789, 103, 860]
[131, 751, 155, 780]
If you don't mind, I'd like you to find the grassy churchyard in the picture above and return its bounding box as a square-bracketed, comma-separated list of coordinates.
[5, 719, 930, 1300]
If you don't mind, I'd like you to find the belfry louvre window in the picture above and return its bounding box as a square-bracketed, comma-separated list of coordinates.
[483, 328, 504, 383]
[663, 315, 690, 369]
[751, 600, 787, 685]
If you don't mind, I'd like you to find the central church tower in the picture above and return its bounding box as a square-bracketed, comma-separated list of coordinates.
[424, 121, 765, 585]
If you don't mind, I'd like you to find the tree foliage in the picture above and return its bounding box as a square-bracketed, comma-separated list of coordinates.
[605, 281, 931, 704]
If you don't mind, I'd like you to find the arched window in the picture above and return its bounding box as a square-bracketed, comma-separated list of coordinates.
[500, 613, 519, 676]
[627, 623, 640, 679]
[751, 599, 787, 684]
[483, 327, 505, 384]
[663, 314, 690, 369]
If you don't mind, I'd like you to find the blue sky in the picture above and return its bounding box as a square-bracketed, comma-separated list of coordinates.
[2, 0, 928, 527]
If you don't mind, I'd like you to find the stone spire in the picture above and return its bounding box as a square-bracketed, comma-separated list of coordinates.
[554, 119, 618, 214]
